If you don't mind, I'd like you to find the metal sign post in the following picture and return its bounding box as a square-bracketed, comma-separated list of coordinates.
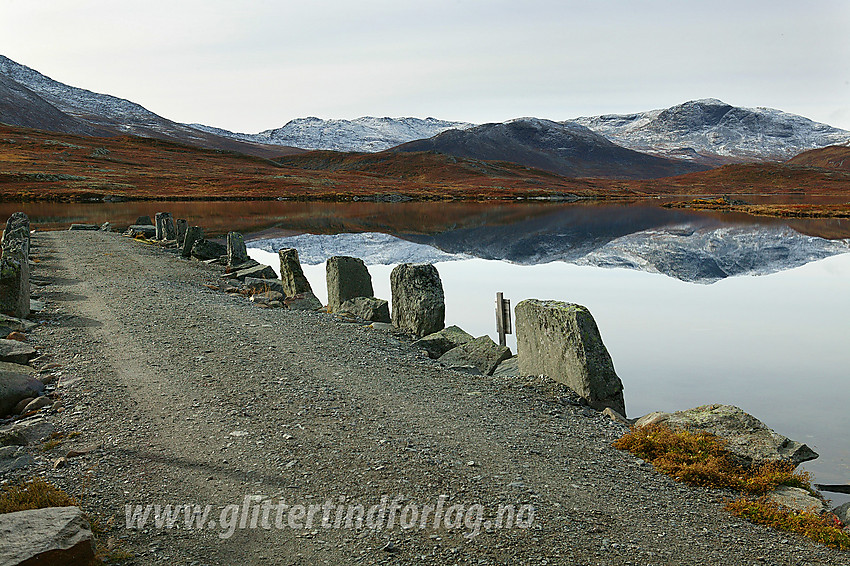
[495, 292, 512, 347]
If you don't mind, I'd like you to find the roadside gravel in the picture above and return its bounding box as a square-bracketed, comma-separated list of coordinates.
[9, 230, 847, 565]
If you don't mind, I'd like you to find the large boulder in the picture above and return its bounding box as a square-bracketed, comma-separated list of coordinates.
[124, 225, 156, 239]
[0, 506, 95, 565]
[227, 232, 249, 267]
[278, 248, 314, 297]
[412, 325, 474, 359]
[0, 364, 44, 416]
[515, 299, 625, 415]
[338, 297, 390, 323]
[326, 256, 373, 312]
[191, 239, 227, 261]
[390, 263, 445, 337]
[634, 404, 818, 468]
[439, 335, 512, 376]
[181, 226, 204, 258]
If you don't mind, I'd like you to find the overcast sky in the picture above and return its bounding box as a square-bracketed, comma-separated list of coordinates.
[2, 0, 849, 132]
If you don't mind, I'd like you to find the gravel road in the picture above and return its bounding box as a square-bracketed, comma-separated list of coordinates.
[16, 230, 847, 565]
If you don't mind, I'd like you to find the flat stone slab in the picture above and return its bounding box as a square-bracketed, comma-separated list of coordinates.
[68, 224, 99, 231]
[0, 338, 37, 365]
[412, 325, 474, 359]
[439, 335, 512, 376]
[0, 506, 95, 565]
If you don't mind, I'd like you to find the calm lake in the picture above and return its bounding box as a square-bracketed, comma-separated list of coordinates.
[8, 200, 850, 503]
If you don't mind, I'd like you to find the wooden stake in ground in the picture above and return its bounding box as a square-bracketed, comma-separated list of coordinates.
[495, 292, 511, 347]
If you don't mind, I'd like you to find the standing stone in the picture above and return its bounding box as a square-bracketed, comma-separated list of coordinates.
[390, 263, 445, 337]
[227, 232, 249, 267]
[278, 248, 314, 297]
[135, 215, 153, 226]
[0, 506, 95, 565]
[0, 213, 30, 319]
[162, 216, 177, 241]
[176, 219, 188, 247]
[154, 212, 173, 240]
[181, 226, 204, 259]
[515, 299, 625, 415]
[326, 256, 373, 312]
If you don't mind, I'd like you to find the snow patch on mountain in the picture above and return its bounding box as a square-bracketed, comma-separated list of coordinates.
[573, 99, 850, 161]
[193, 116, 474, 152]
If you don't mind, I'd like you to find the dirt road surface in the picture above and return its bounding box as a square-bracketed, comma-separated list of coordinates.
[17, 230, 845, 565]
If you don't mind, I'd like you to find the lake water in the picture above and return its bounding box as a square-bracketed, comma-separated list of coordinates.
[8, 199, 850, 504]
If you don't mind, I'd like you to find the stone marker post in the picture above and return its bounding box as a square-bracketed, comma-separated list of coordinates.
[326, 256, 373, 312]
[390, 263, 445, 337]
[515, 299, 626, 415]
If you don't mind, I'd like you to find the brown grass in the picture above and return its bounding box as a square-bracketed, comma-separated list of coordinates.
[613, 424, 812, 495]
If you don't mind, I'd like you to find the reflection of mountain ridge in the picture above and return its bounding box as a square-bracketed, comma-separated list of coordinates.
[403, 207, 850, 283]
[251, 205, 849, 283]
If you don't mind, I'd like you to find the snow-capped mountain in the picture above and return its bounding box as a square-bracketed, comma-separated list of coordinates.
[191, 116, 474, 152]
[0, 55, 297, 157]
[573, 99, 850, 162]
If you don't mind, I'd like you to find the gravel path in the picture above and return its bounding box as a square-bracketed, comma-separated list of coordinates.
[16, 230, 847, 565]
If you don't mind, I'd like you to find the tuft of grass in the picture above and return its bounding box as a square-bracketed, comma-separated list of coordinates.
[726, 498, 850, 550]
[613, 424, 812, 495]
[0, 476, 77, 513]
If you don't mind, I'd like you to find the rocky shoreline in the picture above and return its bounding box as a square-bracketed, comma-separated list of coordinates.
[0, 216, 848, 564]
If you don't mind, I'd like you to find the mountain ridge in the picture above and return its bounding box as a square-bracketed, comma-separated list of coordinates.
[391, 118, 710, 180]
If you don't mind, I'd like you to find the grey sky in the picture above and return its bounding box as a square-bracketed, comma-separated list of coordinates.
[2, 0, 848, 132]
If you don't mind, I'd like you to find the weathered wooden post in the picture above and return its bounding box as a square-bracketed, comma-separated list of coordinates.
[495, 292, 511, 347]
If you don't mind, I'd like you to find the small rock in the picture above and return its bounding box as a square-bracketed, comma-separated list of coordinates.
[768, 486, 827, 513]
[5, 331, 26, 342]
[602, 407, 630, 425]
[54, 456, 68, 469]
[22, 396, 52, 414]
[492, 356, 519, 378]
[284, 292, 322, 311]
[13, 397, 35, 415]
[0, 338, 37, 365]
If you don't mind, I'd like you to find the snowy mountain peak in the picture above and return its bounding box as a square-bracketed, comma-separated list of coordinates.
[573, 99, 850, 161]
